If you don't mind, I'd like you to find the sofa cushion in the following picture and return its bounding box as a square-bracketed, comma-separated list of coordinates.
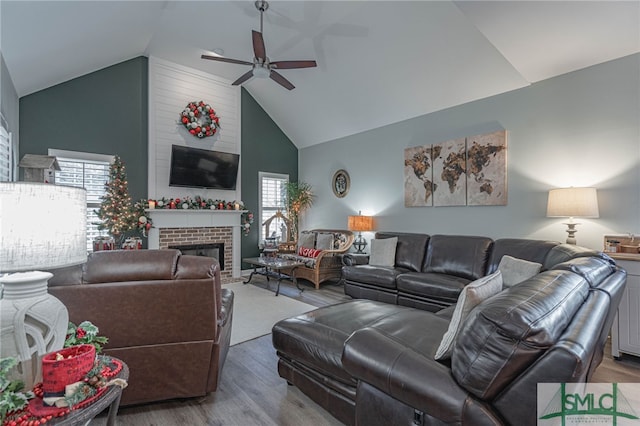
[423, 235, 493, 280]
[451, 270, 589, 400]
[273, 300, 449, 388]
[298, 232, 316, 250]
[369, 237, 398, 267]
[550, 256, 616, 287]
[83, 249, 180, 283]
[434, 271, 502, 360]
[487, 238, 558, 274]
[316, 232, 335, 250]
[376, 232, 430, 272]
[498, 255, 542, 288]
[542, 243, 608, 270]
[396, 272, 471, 304]
[343, 265, 407, 289]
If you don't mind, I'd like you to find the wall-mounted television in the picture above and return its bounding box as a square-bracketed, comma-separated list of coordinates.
[169, 145, 239, 190]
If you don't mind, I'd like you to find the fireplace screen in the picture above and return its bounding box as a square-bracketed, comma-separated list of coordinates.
[169, 243, 225, 270]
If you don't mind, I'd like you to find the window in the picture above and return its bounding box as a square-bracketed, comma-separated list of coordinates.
[259, 172, 289, 242]
[0, 124, 14, 182]
[49, 149, 113, 252]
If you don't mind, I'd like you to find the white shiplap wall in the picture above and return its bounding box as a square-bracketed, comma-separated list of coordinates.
[148, 56, 241, 200]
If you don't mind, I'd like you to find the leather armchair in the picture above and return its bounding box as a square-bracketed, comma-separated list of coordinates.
[48, 249, 233, 406]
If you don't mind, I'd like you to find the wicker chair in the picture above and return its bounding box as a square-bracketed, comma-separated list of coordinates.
[279, 229, 354, 289]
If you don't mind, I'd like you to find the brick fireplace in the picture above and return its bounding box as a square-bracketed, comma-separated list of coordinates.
[146, 210, 243, 284]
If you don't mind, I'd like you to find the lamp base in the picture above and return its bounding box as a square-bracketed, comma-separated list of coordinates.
[353, 233, 368, 254]
[563, 222, 580, 245]
[0, 271, 69, 389]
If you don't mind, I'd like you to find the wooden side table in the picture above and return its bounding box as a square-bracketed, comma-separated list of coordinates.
[49, 356, 129, 426]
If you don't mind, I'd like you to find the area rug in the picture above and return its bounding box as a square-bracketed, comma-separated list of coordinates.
[224, 281, 317, 346]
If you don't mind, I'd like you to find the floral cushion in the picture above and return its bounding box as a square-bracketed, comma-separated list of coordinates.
[279, 253, 317, 268]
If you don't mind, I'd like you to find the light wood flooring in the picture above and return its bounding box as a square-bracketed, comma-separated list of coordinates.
[92, 277, 640, 426]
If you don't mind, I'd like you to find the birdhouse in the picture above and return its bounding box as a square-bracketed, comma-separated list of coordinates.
[18, 154, 61, 183]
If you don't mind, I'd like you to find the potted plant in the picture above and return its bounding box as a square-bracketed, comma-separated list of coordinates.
[283, 181, 314, 240]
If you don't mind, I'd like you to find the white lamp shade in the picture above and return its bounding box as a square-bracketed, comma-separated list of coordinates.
[546, 187, 599, 218]
[0, 182, 87, 272]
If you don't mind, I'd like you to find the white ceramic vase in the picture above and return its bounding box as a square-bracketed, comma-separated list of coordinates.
[0, 271, 68, 389]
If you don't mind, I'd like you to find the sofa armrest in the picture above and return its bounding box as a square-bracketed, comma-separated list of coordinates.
[342, 328, 486, 423]
[342, 253, 370, 266]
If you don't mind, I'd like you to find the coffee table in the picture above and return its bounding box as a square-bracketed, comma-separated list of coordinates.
[243, 257, 305, 296]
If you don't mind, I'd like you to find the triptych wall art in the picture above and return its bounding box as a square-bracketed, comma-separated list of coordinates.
[404, 130, 507, 207]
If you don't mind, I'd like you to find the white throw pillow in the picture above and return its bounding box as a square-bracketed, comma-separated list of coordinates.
[297, 232, 316, 250]
[434, 270, 503, 361]
[316, 233, 334, 250]
[368, 237, 398, 267]
[498, 255, 542, 288]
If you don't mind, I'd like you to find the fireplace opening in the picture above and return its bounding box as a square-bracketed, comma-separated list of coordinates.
[169, 243, 225, 270]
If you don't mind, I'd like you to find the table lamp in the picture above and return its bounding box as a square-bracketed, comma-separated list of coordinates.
[348, 211, 374, 254]
[546, 187, 599, 245]
[0, 182, 87, 389]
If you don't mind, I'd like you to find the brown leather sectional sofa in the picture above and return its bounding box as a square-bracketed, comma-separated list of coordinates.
[272, 233, 626, 425]
[48, 249, 233, 406]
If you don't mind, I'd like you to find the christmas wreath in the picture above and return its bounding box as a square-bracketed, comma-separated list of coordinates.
[180, 101, 220, 138]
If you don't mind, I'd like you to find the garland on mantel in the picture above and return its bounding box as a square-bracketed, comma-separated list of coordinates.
[136, 197, 254, 236]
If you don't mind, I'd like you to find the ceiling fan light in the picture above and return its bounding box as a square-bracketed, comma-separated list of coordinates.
[253, 66, 270, 79]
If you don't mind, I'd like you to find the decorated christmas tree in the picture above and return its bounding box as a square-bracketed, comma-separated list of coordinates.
[95, 156, 137, 242]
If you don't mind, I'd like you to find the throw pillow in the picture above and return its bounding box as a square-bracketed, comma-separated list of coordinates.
[297, 232, 315, 251]
[316, 233, 334, 250]
[434, 270, 503, 361]
[298, 246, 322, 258]
[498, 255, 542, 288]
[369, 237, 398, 267]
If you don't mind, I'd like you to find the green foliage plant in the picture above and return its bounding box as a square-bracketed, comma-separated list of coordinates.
[283, 181, 314, 239]
[0, 357, 34, 423]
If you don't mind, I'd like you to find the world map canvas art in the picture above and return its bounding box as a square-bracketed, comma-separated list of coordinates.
[404, 130, 507, 207]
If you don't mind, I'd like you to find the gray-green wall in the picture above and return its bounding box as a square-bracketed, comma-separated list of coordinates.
[19, 57, 148, 201]
[300, 54, 640, 251]
[241, 88, 298, 261]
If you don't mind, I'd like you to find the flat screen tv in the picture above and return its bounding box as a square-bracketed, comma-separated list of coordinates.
[169, 145, 239, 190]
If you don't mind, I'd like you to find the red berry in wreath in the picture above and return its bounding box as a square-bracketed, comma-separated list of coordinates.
[189, 129, 196, 135]
[181, 117, 188, 124]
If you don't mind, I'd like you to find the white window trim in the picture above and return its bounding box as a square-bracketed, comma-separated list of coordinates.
[258, 171, 289, 242]
[0, 125, 14, 181]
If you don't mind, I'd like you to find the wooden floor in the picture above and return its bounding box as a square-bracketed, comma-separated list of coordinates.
[92, 277, 640, 426]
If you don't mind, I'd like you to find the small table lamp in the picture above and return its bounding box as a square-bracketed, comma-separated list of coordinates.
[348, 211, 374, 254]
[546, 187, 599, 245]
[0, 182, 87, 389]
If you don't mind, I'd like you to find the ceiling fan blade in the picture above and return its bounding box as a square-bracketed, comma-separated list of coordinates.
[201, 55, 253, 66]
[252, 30, 266, 60]
[271, 60, 317, 70]
[232, 70, 255, 86]
[270, 70, 295, 90]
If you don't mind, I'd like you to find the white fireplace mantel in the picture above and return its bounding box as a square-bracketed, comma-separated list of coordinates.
[146, 209, 245, 279]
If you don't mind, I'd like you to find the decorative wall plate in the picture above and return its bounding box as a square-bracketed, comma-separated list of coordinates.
[332, 169, 350, 198]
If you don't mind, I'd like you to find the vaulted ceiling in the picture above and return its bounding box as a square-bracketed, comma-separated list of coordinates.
[1, 1, 638, 148]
